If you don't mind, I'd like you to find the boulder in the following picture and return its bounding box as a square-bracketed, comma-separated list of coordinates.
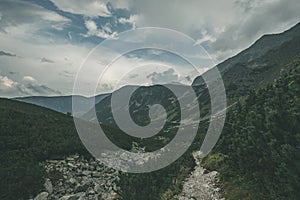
[82, 170, 91, 176]
[34, 192, 49, 200]
[69, 178, 77, 185]
[44, 178, 53, 194]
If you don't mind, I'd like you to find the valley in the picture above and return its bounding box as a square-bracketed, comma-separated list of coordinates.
[0, 22, 300, 200]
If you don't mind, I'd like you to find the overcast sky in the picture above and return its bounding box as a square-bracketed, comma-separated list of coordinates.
[0, 0, 299, 97]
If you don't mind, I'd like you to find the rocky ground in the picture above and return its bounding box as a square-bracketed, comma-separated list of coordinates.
[175, 151, 224, 200]
[32, 154, 120, 200]
[32, 150, 223, 200]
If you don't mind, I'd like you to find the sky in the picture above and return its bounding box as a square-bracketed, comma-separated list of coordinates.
[0, 0, 299, 97]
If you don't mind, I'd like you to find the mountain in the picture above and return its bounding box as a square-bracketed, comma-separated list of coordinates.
[193, 22, 300, 99]
[14, 94, 108, 115]
[1, 23, 300, 200]
[91, 22, 300, 131]
[89, 22, 300, 153]
[98, 23, 300, 199]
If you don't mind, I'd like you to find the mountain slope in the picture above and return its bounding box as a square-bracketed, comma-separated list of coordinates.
[0, 99, 89, 199]
[193, 22, 300, 99]
[14, 94, 108, 115]
[202, 57, 300, 199]
[88, 23, 300, 200]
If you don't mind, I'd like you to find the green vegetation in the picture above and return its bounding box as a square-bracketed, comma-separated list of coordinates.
[0, 99, 89, 199]
[0, 96, 206, 200]
[203, 62, 300, 199]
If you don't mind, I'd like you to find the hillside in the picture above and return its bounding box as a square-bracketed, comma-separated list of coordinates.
[0, 99, 89, 199]
[92, 22, 300, 135]
[86, 22, 300, 200]
[14, 94, 108, 115]
[0, 97, 203, 200]
[202, 58, 300, 199]
[193, 22, 300, 99]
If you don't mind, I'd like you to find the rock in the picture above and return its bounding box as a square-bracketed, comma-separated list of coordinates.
[69, 178, 77, 185]
[175, 151, 223, 200]
[75, 192, 86, 198]
[44, 178, 53, 194]
[96, 166, 102, 171]
[95, 194, 104, 200]
[113, 185, 118, 192]
[94, 183, 104, 193]
[92, 172, 102, 178]
[59, 192, 85, 200]
[75, 182, 90, 193]
[82, 170, 90, 176]
[88, 189, 95, 195]
[67, 163, 75, 168]
[59, 194, 78, 200]
[66, 157, 75, 161]
[34, 192, 49, 200]
[41, 155, 119, 199]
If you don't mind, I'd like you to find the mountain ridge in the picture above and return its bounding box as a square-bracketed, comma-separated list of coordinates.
[193, 22, 300, 99]
[14, 93, 109, 115]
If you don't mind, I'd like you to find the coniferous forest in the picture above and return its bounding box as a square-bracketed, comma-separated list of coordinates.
[203, 58, 300, 199]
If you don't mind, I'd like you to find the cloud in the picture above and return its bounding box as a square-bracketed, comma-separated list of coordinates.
[85, 20, 98, 34]
[108, 0, 300, 61]
[23, 76, 37, 83]
[147, 68, 180, 84]
[0, 24, 92, 97]
[0, 0, 70, 32]
[98, 83, 114, 92]
[185, 75, 192, 82]
[84, 20, 118, 39]
[128, 74, 139, 79]
[0, 50, 16, 57]
[0, 76, 15, 90]
[0, 75, 61, 97]
[41, 57, 55, 63]
[208, 0, 300, 60]
[49, 0, 111, 18]
[118, 14, 139, 29]
[9, 71, 18, 75]
[59, 70, 74, 78]
[1, 0, 300, 98]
